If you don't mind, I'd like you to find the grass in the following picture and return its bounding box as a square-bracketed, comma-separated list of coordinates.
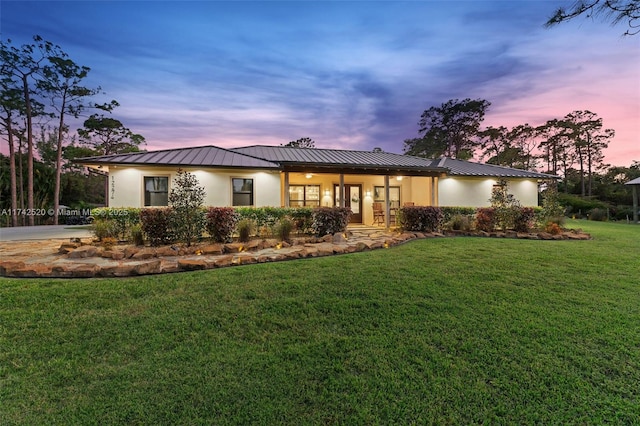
[1, 220, 638, 424]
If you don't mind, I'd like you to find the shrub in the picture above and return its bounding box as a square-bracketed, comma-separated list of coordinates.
[539, 183, 565, 226]
[140, 208, 174, 246]
[91, 207, 141, 240]
[312, 207, 351, 236]
[168, 170, 206, 246]
[558, 193, 607, 216]
[490, 180, 521, 231]
[475, 208, 497, 232]
[448, 214, 472, 231]
[545, 221, 563, 235]
[92, 219, 119, 241]
[274, 218, 294, 242]
[206, 207, 238, 243]
[101, 237, 117, 250]
[236, 206, 286, 230]
[441, 207, 476, 224]
[237, 219, 254, 242]
[289, 207, 314, 235]
[399, 206, 444, 233]
[129, 224, 145, 246]
[513, 207, 536, 233]
[589, 207, 608, 221]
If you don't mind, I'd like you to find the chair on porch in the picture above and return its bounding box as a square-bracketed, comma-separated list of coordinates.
[372, 202, 385, 226]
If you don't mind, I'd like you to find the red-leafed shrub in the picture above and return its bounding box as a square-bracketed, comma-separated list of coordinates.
[140, 208, 174, 246]
[545, 221, 563, 235]
[399, 206, 444, 233]
[475, 208, 497, 232]
[206, 207, 239, 243]
[514, 207, 536, 232]
[312, 207, 351, 236]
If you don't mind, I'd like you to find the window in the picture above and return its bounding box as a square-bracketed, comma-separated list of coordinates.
[144, 176, 169, 206]
[232, 178, 254, 206]
[373, 186, 400, 209]
[289, 185, 320, 207]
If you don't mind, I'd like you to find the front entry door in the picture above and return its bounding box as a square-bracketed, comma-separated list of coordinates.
[334, 184, 362, 223]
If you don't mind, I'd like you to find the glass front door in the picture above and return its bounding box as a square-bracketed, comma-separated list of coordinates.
[334, 184, 362, 223]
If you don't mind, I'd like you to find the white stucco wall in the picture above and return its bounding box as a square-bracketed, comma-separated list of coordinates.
[438, 177, 539, 207]
[107, 167, 281, 208]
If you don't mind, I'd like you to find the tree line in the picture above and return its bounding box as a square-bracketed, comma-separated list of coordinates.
[402, 98, 630, 197]
[1, 36, 144, 226]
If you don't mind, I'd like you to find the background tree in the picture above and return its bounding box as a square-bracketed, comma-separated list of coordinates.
[507, 124, 540, 171]
[546, 0, 640, 36]
[77, 101, 145, 155]
[0, 36, 54, 225]
[478, 126, 518, 166]
[39, 54, 99, 224]
[538, 119, 575, 182]
[0, 75, 24, 226]
[283, 137, 316, 148]
[563, 110, 614, 196]
[405, 98, 491, 159]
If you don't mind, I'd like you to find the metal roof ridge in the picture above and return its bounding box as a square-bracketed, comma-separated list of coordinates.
[235, 144, 411, 156]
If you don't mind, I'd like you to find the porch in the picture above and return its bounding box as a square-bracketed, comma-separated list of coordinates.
[281, 171, 440, 228]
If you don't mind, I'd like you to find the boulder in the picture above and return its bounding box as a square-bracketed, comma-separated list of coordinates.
[67, 246, 97, 259]
[111, 251, 125, 260]
[0, 261, 26, 276]
[332, 233, 348, 243]
[68, 264, 99, 278]
[156, 246, 180, 257]
[213, 255, 235, 268]
[224, 242, 245, 253]
[123, 246, 139, 258]
[132, 247, 156, 260]
[245, 240, 262, 251]
[58, 242, 80, 254]
[178, 258, 208, 271]
[160, 260, 180, 274]
[134, 260, 162, 275]
[8, 264, 51, 278]
[201, 244, 224, 255]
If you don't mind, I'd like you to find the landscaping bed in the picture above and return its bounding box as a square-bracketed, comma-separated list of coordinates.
[0, 227, 591, 278]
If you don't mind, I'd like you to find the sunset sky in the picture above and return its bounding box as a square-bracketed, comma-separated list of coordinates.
[2, 1, 639, 167]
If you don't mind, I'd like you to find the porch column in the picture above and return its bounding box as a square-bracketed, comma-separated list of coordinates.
[384, 175, 390, 229]
[633, 185, 638, 223]
[339, 174, 345, 207]
[284, 171, 290, 207]
[431, 177, 437, 206]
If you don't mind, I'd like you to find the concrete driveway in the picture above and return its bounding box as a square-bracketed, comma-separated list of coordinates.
[0, 225, 94, 242]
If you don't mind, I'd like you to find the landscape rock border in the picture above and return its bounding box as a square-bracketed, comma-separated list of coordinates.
[0, 228, 591, 279]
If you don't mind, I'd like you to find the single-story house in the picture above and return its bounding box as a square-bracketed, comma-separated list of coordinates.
[78, 145, 556, 227]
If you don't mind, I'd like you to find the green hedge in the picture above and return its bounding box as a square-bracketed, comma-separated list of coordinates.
[399, 206, 444, 233]
[235, 206, 314, 238]
[311, 207, 351, 236]
[91, 208, 141, 241]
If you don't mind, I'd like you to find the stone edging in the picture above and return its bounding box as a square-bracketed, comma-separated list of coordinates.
[0, 229, 591, 279]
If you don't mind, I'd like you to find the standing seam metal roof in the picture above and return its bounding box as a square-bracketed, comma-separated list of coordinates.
[432, 157, 557, 179]
[76, 144, 557, 179]
[231, 145, 444, 169]
[75, 145, 281, 169]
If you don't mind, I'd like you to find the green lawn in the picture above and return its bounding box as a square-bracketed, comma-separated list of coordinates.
[1, 220, 639, 424]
